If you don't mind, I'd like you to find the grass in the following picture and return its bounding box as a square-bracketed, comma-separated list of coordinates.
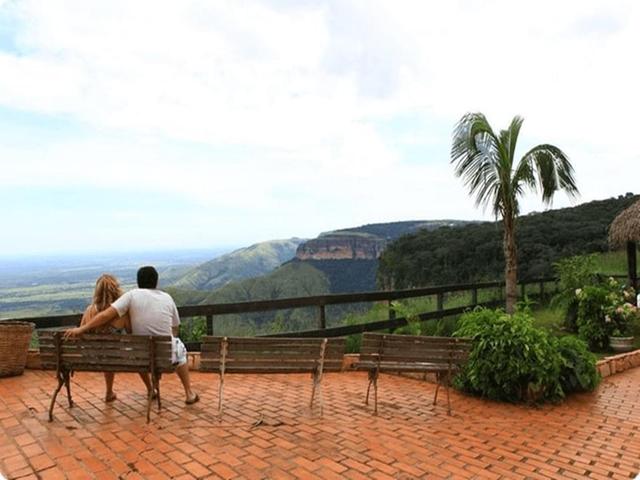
[591, 250, 628, 275]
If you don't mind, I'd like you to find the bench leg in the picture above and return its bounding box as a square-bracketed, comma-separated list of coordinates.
[48, 373, 65, 422]
[365, 369, 376, 405]
[373, 375, 378, 416]
[446, 372, 451, 416]
[365, 369, 379, 415]
[64, 371, 73, 408]
[318, 380, 324, 417]
[155, 373, 162, 411]
[433, 372, 452, 415]
[310, 370, 324, 416]
[310, 371, 318, 409]
[218, 371, 225, 415]
[146, 388, 153, 424]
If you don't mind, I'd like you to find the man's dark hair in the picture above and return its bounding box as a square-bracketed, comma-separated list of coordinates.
[137, 266, 159, 289]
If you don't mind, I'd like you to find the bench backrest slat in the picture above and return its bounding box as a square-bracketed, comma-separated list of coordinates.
[200, 336, 346, 373]
[38, 331, 174, 372]
[359, 333, 472, 366]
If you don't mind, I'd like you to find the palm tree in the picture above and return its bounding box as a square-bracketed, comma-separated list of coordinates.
[451, 113, 579, 313]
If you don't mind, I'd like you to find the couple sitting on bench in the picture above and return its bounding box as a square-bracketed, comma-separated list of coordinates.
[64, 266, 200, 405]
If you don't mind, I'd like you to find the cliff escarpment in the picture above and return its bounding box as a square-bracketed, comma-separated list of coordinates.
[295, 234, 386, 260]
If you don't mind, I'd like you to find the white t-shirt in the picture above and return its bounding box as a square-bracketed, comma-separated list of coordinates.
[111, 288, 180, 336]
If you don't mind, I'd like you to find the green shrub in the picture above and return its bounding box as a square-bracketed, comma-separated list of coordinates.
[179, 316, 207, 342]
[575, 285, 612, 350]
[454, 308, 564, 403]
[557, 336, 600, 393]
[390, 301, 422, 335]
[551, 254, 597, 332]
[421, 317, 458, 337]
[345, 333, 362, 353]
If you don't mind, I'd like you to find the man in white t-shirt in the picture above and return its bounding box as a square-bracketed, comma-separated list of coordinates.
[64, 266, 199, 405]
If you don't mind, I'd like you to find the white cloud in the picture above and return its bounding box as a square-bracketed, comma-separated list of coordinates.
[1, 0, 639, 253]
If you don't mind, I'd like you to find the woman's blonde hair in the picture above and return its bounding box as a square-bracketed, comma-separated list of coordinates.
[93, 274, 123, 312]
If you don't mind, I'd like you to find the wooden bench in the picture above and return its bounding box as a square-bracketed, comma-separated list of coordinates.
[355, 333, 472, 415]
[200, 336, 346, 415]
[38, 331, 175, 423]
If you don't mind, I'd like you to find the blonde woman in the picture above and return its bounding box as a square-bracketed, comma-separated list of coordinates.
[80, 274, 131, 402]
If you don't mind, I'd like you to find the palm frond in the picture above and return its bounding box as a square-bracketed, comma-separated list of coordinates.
[518, 144, 579, 204]
[505, 116, 524, 162]
[451, 113, 504, 215]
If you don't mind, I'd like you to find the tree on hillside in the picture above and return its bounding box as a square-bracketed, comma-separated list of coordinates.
[451, 113, 579, 313]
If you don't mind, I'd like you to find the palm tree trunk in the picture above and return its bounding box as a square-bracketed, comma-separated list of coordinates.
[503, 218, 518, 314]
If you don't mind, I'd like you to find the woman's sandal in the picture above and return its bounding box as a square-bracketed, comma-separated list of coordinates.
[105, 393, 117, 403]
[185, 393, 200, 405]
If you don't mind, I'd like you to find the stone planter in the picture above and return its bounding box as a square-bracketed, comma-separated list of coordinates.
[342, 353, 359, 371]
[609, 336, 635, 353]
[26, 349, 42, 369]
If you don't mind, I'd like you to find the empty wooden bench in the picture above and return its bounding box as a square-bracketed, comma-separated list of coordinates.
[38, 331, 175, 423]
[355, 333, 472, 415]
[200, 336, 346, 415]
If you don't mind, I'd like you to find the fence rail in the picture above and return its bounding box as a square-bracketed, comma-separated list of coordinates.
[2, 277, 558, 348]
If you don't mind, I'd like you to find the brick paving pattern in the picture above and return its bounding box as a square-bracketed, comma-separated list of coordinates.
[1, 369, 639, 479]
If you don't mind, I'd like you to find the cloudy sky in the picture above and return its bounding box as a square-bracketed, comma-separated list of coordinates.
[1, 0, 639, 256]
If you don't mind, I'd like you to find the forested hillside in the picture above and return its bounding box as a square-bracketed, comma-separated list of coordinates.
[171, 238, 304, 291]
[298, 259, 379, 293]
[378, 194, 638, 289]
[328, 220, 472, 240]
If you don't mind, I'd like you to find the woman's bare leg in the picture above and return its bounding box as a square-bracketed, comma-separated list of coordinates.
[138, 372, 154, 396]
[104, 372, 116, 401]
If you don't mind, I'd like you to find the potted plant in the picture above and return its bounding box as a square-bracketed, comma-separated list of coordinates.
[607, 301, 638, 353]
[609, 329, 634, 352]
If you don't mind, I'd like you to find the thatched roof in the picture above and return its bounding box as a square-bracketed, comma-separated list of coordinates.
[609, 199, 640, 249]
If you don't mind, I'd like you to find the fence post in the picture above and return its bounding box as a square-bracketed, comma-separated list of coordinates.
[206, 315, 213, 336]
[319, 305, 326, 330]
[539, 281, 545, 300]
[520, 283, 526, 299]
[437, 292, 444, 317]
[388, 300, 396, 333]
[627, 240, 638, 294]
[471, 288, 478, 306]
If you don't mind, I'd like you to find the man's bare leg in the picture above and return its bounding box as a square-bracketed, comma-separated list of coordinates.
[175, 364, 197, 403]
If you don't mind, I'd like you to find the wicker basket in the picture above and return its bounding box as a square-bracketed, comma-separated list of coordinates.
[0, 321, 35, 377]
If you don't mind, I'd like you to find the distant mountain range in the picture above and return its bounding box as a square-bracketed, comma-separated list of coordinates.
[167, 220, 473, 314]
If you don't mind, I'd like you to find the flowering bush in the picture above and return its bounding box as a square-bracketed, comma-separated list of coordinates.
[607, 302, 639, 336]
[575, 278, 637, 349]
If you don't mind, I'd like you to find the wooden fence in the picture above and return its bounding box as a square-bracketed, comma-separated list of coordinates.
[3, 277, 562, 349]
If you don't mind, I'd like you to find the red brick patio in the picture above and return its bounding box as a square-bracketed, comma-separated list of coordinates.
[1, 368, 639, 479]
